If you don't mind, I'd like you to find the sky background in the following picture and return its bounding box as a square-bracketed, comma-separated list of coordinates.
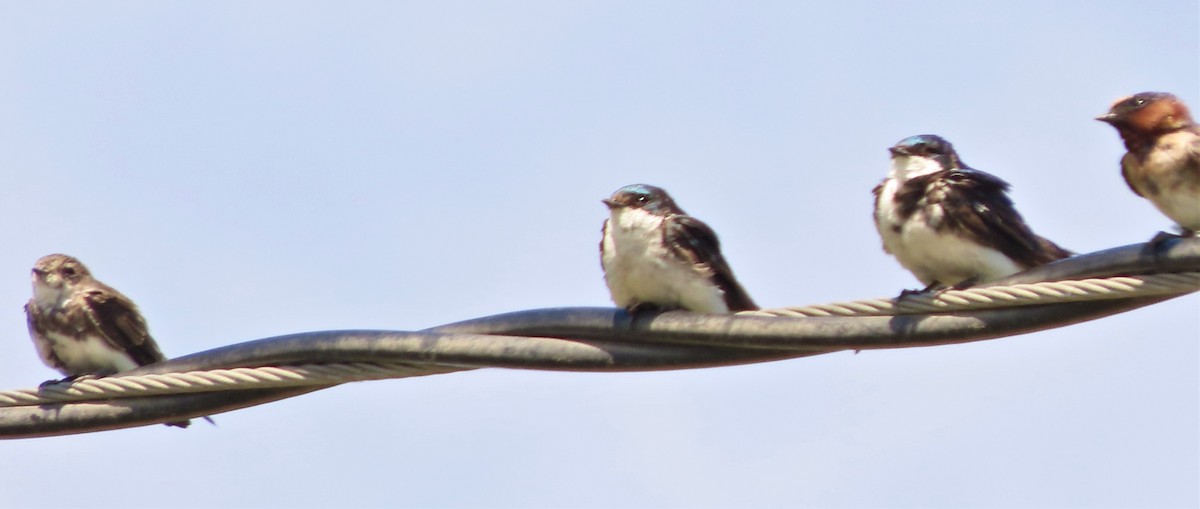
[1, 1, 1197, 507]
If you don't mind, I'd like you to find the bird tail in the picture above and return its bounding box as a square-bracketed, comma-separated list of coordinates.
[164, 416, 216, 428]
[1034, 236, 1074, 264]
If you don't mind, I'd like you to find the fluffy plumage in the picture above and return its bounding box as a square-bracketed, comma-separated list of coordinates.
[25, 254, 198, 428]
[873, 135, 1071, 289]
[1097, 92, 1200, 234]
[600, 184, 757, 313]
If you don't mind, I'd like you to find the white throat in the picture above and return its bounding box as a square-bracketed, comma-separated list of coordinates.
[31, 281, 68, 310]
[889, 155, 944, 182]
[601, 206, 730, 314]
[609, 206, 665, 233]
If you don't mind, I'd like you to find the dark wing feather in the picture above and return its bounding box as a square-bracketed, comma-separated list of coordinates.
[1121, 127, 1200, 198]
[1120, 155, 1145, 197]
[599, 219, 610, 269]
[937, 169, 1072, 267]
[80, 286, 166, 367]
[77, 287, 198, 427]
[1184, 129, 1200, 183]
[663, 215, 758, 311]
[871, 180, 893, 254]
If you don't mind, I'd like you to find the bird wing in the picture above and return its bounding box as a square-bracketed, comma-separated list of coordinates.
[663, 215, 758, 311]
[871, 180, 894, 254]
[938, 169, 1072, 267]
[78, 287, 167, 367]
[1184, 129, 1200, 182]
[599, 218, 611, 267]
[1120, 154, 1145, 198]
[1121, 127, 1200, 198]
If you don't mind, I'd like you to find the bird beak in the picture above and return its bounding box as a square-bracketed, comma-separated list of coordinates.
[1095, 113, 1118, 124]
[888, 146, 908, 157]
[602, 198, 621, 209]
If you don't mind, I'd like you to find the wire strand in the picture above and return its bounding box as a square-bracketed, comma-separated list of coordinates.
[1, 237, 1197, 438]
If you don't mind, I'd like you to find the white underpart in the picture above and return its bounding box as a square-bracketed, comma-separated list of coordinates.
[1139, 131, 1200, 231]
[1153, 192, 1200, 233]
[1152, 191, 1200, 233]
[41, 329, 138, 375]
[601, 207, 729, 313]
[30, 280, 137, 376]
[874, 155, 1022, 286]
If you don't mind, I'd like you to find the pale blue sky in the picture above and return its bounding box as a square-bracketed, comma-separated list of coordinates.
[0, 2, 1197, 507]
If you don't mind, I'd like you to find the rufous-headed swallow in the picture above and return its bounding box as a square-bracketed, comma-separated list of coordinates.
[1096, 92, 1200, 236]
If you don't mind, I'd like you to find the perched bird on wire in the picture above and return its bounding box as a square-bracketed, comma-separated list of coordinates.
[1096, 91, 1200, 237]
[873, 135, 1072, 292]
[24, 253, 210, 428]
[600, 184, 757, 314]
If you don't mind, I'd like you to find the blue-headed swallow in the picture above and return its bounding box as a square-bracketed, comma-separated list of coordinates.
[873, 135, 1072, 290]
[1096, 92, 1200, 236]
[600, 184, 757, 313]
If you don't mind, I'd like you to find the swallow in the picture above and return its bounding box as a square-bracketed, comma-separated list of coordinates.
[600, 184, 757, 313]
[873, 135, 1072, 291]
[25, 254, 206, 428]
[1096, 91, 1200, 236]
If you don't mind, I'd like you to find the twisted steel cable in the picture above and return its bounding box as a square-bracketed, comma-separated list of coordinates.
[2, 237, 1197, 438]
[747, 272, 1200, 317]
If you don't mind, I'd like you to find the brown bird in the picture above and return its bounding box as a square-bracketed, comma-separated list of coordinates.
[25, 254, 205, 428]
[1096, 92, 1200, 236]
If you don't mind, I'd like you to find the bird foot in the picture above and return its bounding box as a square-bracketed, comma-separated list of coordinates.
[626, 302, 666, 315]
[896, 281, 948, 300]
[38, 374, 100, 388]
[1142, 231, 1185, 271]
[1150, 230, 1183, 245]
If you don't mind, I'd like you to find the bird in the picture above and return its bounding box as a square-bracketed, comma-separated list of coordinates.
[25, 253, 205, 428]
[1096, 91, 1200, 236]
[600, 184, 757, 314]
[872, 135, 1072, 291]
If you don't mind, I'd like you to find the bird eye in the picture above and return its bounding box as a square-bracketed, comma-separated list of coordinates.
[1134, 98, 1146, 106]
[62, 267, 75, 277]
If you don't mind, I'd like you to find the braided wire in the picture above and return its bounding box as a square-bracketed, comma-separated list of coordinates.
[1, 238, 1197, 438]
[0, 362, 466, 407]
[1, 271, 1195, 410]
[744, 272, 1200, 317]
